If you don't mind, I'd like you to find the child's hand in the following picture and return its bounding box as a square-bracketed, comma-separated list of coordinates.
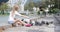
[24, 16, 29, 18]
[21, 15, 29, 18]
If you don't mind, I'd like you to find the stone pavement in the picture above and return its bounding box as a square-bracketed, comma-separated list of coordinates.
[3, 24, 54, 32]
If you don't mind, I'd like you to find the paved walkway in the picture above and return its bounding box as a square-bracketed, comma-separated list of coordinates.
[3, 24, 54, 32]
[54, 15, 60, 32]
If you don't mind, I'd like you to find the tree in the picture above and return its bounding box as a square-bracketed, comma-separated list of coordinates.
[54, 0, 60, 9]
[24, 1, 35, 11]
[46, 0, 60, 9]
[0, 3, 9, 15]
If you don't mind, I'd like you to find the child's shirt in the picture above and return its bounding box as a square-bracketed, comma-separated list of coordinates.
[8, 11, 21, 21]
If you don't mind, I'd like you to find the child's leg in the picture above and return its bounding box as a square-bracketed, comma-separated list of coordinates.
[14, 19, 26, 25]
[14, 18, 32, 27]
[16, 20, 32, 27]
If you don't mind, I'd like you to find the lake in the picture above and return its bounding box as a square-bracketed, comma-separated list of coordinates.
[0, 15, 9, 23]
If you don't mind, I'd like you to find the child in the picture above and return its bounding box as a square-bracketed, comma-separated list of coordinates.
[8, 4, 31, 27]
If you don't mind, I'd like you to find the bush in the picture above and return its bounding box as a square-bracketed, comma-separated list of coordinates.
[48, 8, 60, 14]
[37, 11, 40, 15]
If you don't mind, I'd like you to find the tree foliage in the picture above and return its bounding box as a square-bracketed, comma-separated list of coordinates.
[0, 3, 9, 14]
[0, 3, 8, 10]
[24, 1, 35, 11]
[54, 0, 60, 9]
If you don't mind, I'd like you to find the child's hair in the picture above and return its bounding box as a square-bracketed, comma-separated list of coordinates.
[13, 4, 19, 11]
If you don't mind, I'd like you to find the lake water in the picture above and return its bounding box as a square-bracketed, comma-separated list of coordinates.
[0, 15, 9, 23]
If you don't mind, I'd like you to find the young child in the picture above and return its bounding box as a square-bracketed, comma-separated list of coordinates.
[8, 4, 31, 27]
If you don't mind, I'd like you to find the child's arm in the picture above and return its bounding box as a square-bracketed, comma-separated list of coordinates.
[15, 11, 29, 18]
[20, 15, 29, 18]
